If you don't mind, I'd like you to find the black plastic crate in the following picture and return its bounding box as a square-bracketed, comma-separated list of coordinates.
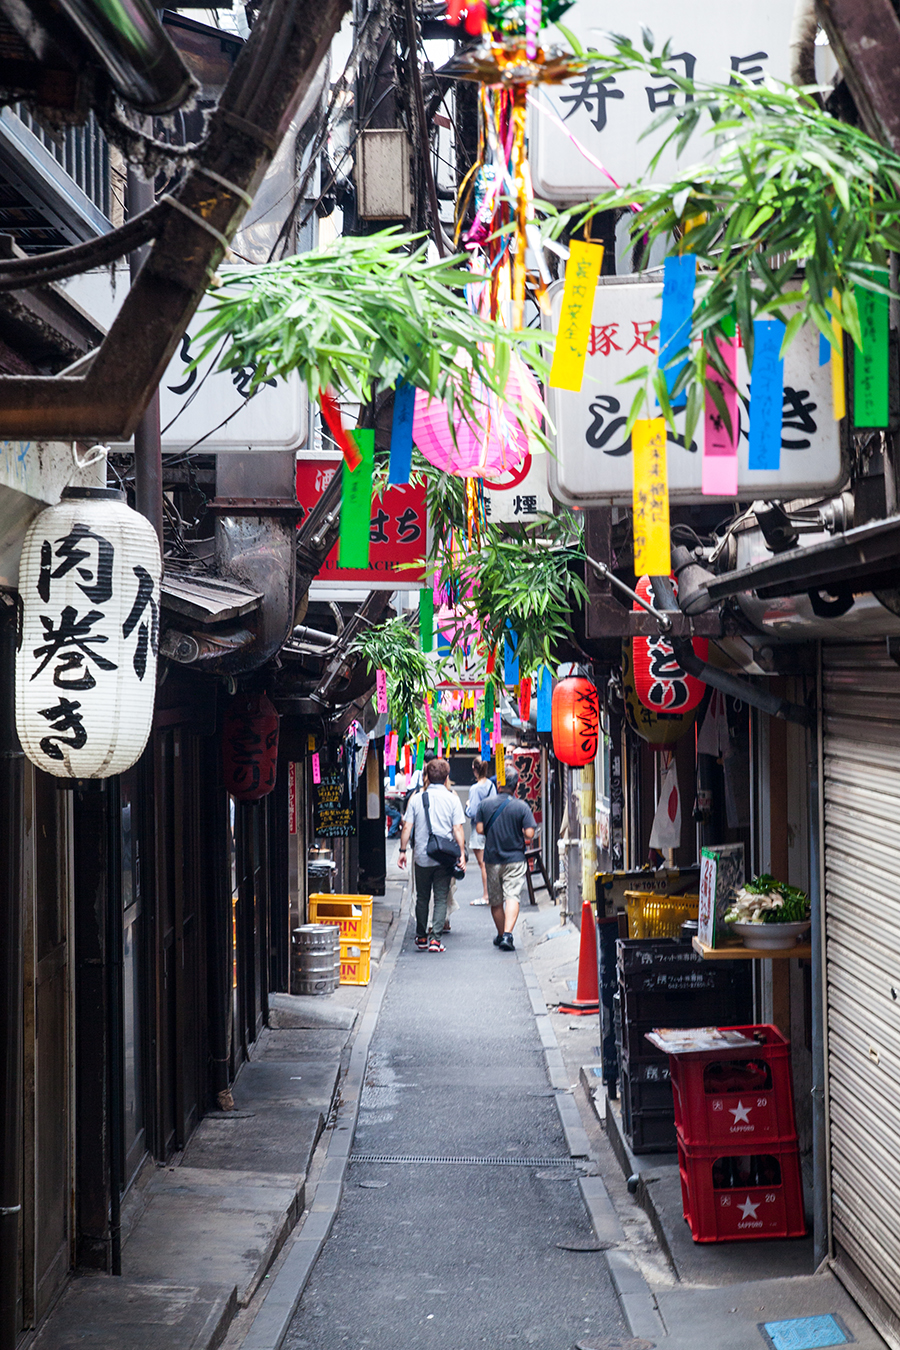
[617, 937, 705, 974]
[618, 981, 750, 1027]
[620, 1057, 674, 1112]
[620, 1093, 678, 1154]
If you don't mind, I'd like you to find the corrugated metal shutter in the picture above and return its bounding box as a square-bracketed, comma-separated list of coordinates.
[823, 642, 900, 1348]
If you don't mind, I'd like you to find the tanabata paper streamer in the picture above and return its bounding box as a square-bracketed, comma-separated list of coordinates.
[519, 676, 532, 723]
[320, 390, 361, 471]
[496, 742, 506, 785]
[415, 739, 425, 770]
[485, 682, 495, 720]
[493, 709, 501, 742]
[702, 332, 739, 496]
[504, 628, 519, 685]
[831, 292, 846, 421]
[548, 241, 605, 392]
[376, 669, 388, 715]
[854, 274, 889, 428]
[481, 720, 490, 760]
[658, 254, 696, 410]
[424, 702, 435, 738]
[748, 319, 785, 471]
[419, 586, 434, 653]
[308, 733, 316, 752]
[631, 418, 671, 576]
[339, 429, 374, 568]
[388, 381, 415, 485]
[311, 753, 321, 784]
[389, 765, 396, 786]
[537, 666, 552, 732]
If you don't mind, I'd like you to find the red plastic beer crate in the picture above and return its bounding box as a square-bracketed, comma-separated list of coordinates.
[677, 1136, 807, 1242]
[668, 1025, 798, 1147]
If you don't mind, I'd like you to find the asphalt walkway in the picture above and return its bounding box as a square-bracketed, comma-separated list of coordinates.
[281, 863, 627, 1350]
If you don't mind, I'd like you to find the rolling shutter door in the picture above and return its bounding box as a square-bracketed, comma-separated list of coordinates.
[823, 641, 900, 1348]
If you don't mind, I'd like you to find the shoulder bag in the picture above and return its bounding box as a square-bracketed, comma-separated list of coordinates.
[422, 791, 462, 872]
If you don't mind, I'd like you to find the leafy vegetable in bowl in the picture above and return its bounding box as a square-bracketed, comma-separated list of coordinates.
[724, 874, 810, 925]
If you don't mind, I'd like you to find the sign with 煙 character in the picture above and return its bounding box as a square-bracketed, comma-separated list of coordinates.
[530, 2, 794, 202]
[296, 458, 426, 589]
[15, 487, 161, 778]
[545, 280, 843, 505]
[482, 452, 553, 524]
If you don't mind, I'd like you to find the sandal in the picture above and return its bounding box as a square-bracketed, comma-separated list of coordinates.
[415, 935, 428, 950]
[428, 939, 446, 953]
[442, 922, 451, 933]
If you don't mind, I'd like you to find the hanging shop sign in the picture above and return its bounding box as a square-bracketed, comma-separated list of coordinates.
[154, 313, 308, 452]
[621, 640, 698, 747]
[552, 676, 600, 766]
[511, 747, 543, 825]
[530, 1, 793, 202]
[313, 769, 356, 837]
[545, 280, 843, 505]
[15, 487, 161, 778]
[296, 458, 426, 590]
[222, 690, 280, 801]
[483, 452, 554, 525]
[632, 576, 707, 713]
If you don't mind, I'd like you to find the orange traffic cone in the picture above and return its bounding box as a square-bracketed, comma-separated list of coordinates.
[557, 899, 600, 1016]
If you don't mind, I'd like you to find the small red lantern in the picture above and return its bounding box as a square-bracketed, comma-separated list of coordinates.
[222, 690, 280, 801]
[632, 576, 707, 713]
[551, 677, 599, 766]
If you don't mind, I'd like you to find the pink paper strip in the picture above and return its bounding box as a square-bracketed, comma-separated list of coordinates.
[702, 336, 739, 496]
[311, 753, 321, 784]
[375, 668, 388, 715]
[424, 703, 435, 737]
[493, 709, 501, 741]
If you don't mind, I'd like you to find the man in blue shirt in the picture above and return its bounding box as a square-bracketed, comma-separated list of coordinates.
[475, 766, 536, 952]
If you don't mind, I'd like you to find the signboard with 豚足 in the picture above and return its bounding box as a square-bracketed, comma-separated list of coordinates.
[545, 279, 844, 506]
[529, 2, 795, 203]
[313, 771, 356, 838]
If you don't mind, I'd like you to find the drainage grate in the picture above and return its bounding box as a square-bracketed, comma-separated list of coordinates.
[350, 1154, 574, 1167]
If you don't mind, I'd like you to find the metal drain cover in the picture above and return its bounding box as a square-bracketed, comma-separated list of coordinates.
[556, 1239, 615, 1252]
[350, 1154, 574, 1167]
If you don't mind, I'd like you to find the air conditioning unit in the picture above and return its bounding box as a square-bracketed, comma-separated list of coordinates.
[355, 128, 411, 221]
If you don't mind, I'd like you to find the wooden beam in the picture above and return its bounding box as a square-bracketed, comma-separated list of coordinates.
[817, 0, 900, 151]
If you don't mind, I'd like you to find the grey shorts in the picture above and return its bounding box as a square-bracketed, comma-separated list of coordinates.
[486, 860, 527, 908]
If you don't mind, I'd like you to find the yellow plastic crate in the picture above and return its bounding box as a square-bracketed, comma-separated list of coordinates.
[339, 940, 371, 986]
[310, 894, 373, 942]
[624, 891, 699, 939]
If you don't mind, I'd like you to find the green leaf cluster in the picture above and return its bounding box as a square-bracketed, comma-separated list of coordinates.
[352, 616, 438, 738]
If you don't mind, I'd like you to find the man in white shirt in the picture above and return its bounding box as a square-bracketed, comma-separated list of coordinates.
[398, 758, 466, 952]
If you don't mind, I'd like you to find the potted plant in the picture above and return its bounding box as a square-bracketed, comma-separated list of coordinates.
[724, 875, 811, 950]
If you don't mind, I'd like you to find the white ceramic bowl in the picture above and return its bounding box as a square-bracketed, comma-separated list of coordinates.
[730, 920, 811, 950]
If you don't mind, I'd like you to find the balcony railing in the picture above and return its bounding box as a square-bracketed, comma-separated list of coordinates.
[13, 106, 111, 222]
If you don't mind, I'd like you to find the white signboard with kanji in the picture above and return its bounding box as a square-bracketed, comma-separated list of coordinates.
[531, 2, 794, 202]
[545, 279, 844, 506]
[483, 452, 553, 524]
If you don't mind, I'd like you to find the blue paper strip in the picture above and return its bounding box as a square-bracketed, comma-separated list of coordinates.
[388, 381, 415, 485]
[437, 630, 450, 656]
[480, 719, 490, 760]
[658, 254, 697, 409]
[536, 666, 553, 732]
[389, 765, 396, 786]
[504, 627, 519, 685]
[819, 331, 831, 367]
[748, 319, 785, 471]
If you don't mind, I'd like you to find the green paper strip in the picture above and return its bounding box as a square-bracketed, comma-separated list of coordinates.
[419, 586, 434, 652]
[854, 275, 889, 428]
[338, 429, 374, 568]
[415, 739, 425, 770]
[485, 681, 495, 720]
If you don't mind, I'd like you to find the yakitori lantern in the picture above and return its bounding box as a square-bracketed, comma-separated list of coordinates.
[621, 641, 698, 749]
[412, 356, 542, 479]
[15, 487, 161, 778]
[222, 690, 280, 801]
[632, 576, 708, 713]
[551, 676, 599, 766]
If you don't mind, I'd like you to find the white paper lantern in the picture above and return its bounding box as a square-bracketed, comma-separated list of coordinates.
[15, 487, 162, 778]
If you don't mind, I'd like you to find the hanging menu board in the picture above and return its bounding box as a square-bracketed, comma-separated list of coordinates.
[313, 771, 356, 838]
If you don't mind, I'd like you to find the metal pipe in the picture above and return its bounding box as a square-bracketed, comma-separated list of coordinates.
[55, 0, 195, 112]
[402, 0, 446, 255]
[585, 556, 673, 631]
[809, 651, 829, 1268]
[128, 170, 164, 552]
[106, 780, 124, 1275]
[0, 598, 24, 1350]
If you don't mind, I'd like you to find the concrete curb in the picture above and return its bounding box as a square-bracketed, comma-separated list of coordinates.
[238, 883, 411, 1350]
[517, 948, 667, 1342]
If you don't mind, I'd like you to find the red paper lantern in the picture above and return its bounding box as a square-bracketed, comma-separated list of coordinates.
[551, 677, 599, 766]
[223, 690, 280, 801]
[632, 576, 708, 713]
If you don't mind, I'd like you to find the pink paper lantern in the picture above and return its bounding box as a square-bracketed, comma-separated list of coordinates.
[413, 358, 541, 479]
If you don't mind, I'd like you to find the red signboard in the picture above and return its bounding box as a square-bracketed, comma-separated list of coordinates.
[296, 458, 426, 588]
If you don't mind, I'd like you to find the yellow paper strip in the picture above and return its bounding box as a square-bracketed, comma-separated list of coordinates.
[495, 742, 506, 785]
[831, 291, 846, 421]
[632, 417, 671, 576]
[548, 240, 605, 392]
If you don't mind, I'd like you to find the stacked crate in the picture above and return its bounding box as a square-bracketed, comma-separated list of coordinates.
[668, 1024, 806, 1241]
[309, 894, 373, 986]
[616, 939, 752, 1153]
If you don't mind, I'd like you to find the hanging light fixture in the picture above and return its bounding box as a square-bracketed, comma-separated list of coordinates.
[15, 487, 161, 779]
[551, 675, 599, 767]
[222, 690, 280, 801]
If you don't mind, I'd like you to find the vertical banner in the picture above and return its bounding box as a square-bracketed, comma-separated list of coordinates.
[537, 666, 552, 732]
[631, 418, 671, 576]
[338, 428, 374, 568]
[493, 709, 502, 744]
[415, 739, 425, 770]
[375, 668, 388, 715]
[748, 319, 785, 471]
[388, 380, 415, 484]
[419, 586, 434, 652]
[503, 627, 519, 685]
[496, 741, 506, 785]
[485, 681, 495, 721]
[854, 276, 889, 428]
[311, 752, 321, 784]
[658, 254, 696, 408]
[548, 241, 605, 391]
[831, 292, 846, 421]
[702, 333, 739, 496]
[519, 676, 532, 724]
[288, 762, 297, 835]
[481, 720, 490, 760]
[424, 702, 435, 738]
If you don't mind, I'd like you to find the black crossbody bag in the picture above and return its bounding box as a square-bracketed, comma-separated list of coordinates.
[422, 791, 462, 872]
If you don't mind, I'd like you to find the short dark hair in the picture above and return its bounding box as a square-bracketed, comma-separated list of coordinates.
[423, 750, 437, 763]
[426, 758, 450, 784]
